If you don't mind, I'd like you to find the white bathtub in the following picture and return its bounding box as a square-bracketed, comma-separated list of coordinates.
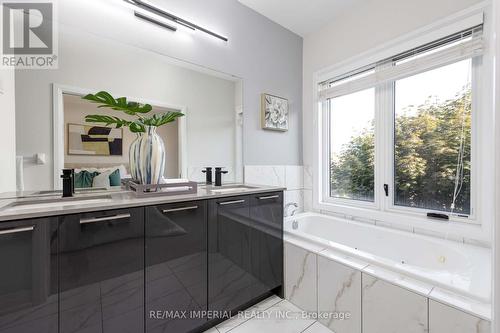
[285, 212, 491, 303]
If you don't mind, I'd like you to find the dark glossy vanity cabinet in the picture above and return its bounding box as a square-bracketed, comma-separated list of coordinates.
[58, 208, 144, 333]
[249, 193, 284, 295]
[0, 190, 283, 333]
[0, 217, 58, 333]
[208, 192, 284, 314]
[208, 196, 253, 313]
[145, 201, 207, 333]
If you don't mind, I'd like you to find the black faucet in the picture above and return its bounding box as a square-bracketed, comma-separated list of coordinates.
[214, 167, 228, 187]
[61, 169, 75, 198]
[202, 167, 213, 185]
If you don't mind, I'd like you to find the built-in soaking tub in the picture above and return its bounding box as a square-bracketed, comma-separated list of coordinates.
[284, 212, 491, 303]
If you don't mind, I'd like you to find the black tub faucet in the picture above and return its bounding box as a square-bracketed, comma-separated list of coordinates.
[202, 167, 213, 185]
[61, 169, 74, 198]
[214, 168, 228, 187]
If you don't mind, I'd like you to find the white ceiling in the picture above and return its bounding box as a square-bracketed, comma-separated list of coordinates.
[238, 0, 360, 37]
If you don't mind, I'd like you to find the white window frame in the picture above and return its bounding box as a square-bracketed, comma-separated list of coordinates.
[321, 88, 379, 210]
[312, 2, 494, 242]
[385, 57, 479, 220]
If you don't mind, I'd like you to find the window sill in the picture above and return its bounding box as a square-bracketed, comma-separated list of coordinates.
[314, 200, 490, 244]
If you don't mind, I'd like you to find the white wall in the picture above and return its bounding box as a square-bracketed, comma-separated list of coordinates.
[302, 0, 485, 172]
[56, 0, 303, 166]
[0, 69, 16, 192]
[493, 0, 500, 330]
[16, 26, 237, 190]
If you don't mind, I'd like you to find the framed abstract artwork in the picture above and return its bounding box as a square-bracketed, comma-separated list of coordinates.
[67, 123, 123, 156]
[261, 93, 289, 131]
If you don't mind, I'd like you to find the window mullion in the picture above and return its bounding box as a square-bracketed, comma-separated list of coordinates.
[385, 82, 395, 213]
[375, 62, 394, 213]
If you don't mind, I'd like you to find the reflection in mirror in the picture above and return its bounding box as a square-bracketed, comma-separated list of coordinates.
[60, 92, 181, 189]
[4, 21, 243, 194]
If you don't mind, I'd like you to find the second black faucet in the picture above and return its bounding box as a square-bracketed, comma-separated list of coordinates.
[214, 167, 228, 187]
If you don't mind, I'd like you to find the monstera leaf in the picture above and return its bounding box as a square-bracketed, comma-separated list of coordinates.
[142, 111, 185, 127]
[84, 115, 131, 128]
[82, 91, 184, 133]
[84, 115, 145, 133]
[83, 91, 152, 115]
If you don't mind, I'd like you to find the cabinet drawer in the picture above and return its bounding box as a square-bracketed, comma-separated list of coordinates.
[59, 207, 143, 253]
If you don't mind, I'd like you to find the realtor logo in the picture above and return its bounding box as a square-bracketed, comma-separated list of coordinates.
[1, 0, 58, 69]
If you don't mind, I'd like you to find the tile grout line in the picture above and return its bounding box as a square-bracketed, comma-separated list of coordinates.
[316, 250, 319, 322]
[427, 297, 430, 332]
[361, 272, 363, 333]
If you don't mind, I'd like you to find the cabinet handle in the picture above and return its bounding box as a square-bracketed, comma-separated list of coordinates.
[0, 225, 35, 235]
[257, 195, 280, 200]
[163, 206, 198, 213]
[80, 213, 131, 225]
[218, 199, 245, 206]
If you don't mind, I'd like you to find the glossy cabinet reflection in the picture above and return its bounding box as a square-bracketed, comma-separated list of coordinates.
[0, 191, 283, 333]
[145, 201, 207, 333]
[208, 192, 283, 314]
[58, 208, 144, 333]
[0, 217, 58, 333]
[208, 196, 253, 313]
[249, 193, 283, 296]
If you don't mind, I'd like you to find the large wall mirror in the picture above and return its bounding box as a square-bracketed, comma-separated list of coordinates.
[4, 18, 243, 193]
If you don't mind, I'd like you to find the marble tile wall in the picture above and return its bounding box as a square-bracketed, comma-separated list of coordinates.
[244, 165, 305, 216]
[317, 255, 362, 333]
[429, 300, 491, 333]
[362, 274, 428, 333]
[284, 242, 317, 314]
[303, 165, 313, 212]
[283, 239, 491, 333]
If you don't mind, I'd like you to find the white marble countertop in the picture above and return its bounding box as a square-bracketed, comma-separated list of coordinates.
[0, 184, 285, 222]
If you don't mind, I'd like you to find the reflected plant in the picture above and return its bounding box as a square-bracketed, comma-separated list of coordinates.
[82, 91, 184, 133]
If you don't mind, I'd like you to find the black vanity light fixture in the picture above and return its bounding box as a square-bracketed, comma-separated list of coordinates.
[124, 0, 228, 42]
[134, 11, 177, 32]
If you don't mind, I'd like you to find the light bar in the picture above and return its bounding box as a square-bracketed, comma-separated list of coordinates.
[126, 0, 228, 42]
[134, 11, 177, 32]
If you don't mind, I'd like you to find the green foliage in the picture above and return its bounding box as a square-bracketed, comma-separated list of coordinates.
[84, 115, 146, 133]
[83, 91, 152, 115]
[82, 91, 184, 133]
[330, 128, 374, 201]
[141, 111, 185, 127]
[331, 88, 471, 213]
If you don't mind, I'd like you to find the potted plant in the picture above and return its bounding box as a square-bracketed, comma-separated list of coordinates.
[82, 91, 184, 185]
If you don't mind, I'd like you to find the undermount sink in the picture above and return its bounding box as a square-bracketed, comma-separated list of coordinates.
[2, 195, 113, 211]
[209, 185, 258, 193]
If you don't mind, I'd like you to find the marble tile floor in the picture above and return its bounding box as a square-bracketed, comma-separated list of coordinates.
[204, 296, 335, 333]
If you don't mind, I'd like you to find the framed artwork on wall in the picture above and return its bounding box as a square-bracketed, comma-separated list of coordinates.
[261, 93, 289, 131]
[68, 123, 123, 156]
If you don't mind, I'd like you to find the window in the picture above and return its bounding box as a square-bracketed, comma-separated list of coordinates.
[329, 88, 375, 202]
[394, 60, 472, 214]
[318, 23, 484, 221]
